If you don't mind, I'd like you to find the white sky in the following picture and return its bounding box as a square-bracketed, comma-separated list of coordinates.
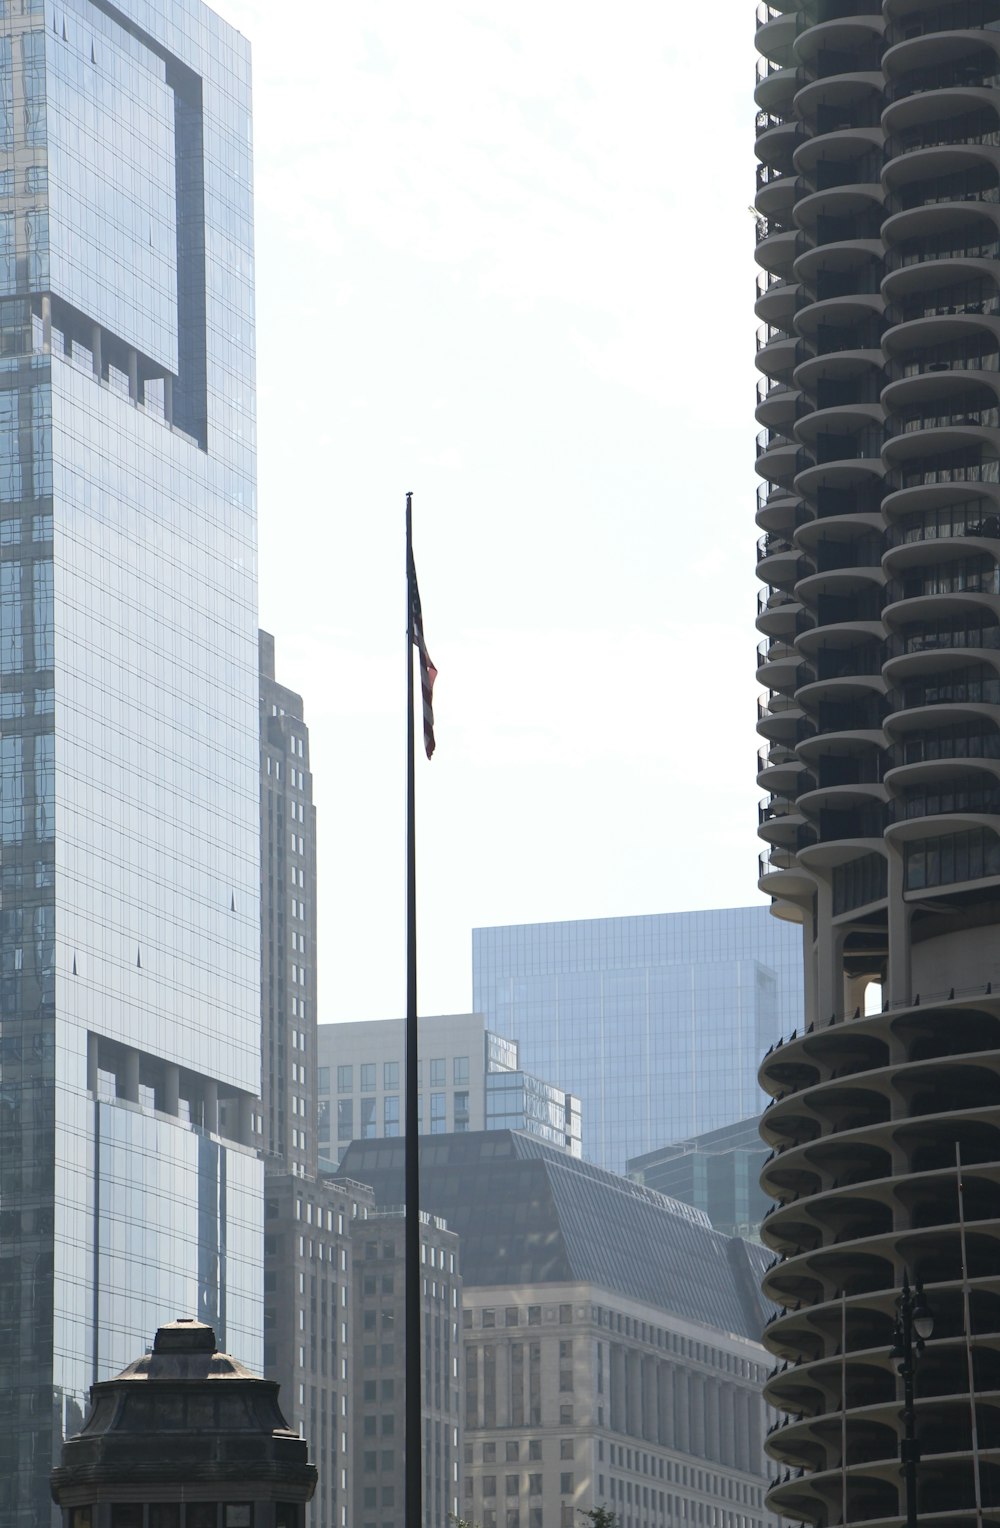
[218, 0, 766, 1023]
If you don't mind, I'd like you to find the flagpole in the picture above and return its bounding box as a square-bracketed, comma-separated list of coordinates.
[404, 491, 422, 1528]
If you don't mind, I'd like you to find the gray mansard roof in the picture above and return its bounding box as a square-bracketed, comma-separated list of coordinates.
[335, 1131, 770, 1341]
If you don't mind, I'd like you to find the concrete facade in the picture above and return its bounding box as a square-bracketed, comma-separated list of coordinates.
[317, 1014, 580, 1166]
[350, 1211, 462, 1528]
[263, 1174, 374, 1528]
[462, 1284, 775, 1528]
[755, 1, 1000, 1523]
[260, 631, 318, 1178]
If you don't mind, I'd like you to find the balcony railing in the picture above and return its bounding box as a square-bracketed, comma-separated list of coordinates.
[884, 499, 1000, 546]
[758, 585, 796, 615]
[885, 2, 1000, 42]
[758, 533, 797, 559]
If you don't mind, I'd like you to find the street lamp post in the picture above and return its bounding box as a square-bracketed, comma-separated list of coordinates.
[891, 1271, 934, 1528]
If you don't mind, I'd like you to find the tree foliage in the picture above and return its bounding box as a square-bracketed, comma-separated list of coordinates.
[579, 1508, 621, 1528]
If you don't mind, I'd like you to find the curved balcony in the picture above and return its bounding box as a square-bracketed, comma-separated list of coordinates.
[758, 376, 803, 433]
[886, 82, 1000, 152]
[793, 343, 886, 399]
[794, 14, 886, 81]
[759, 584, 806, 641]
[759, 692, 817, 746]
[795, 184, 886, 243]
[757, 111, 809, 174]
[758, 67, 802, 120]
[881, 251, 1000, 310]
[756, 272, 800, 330]
[794, 71, 885, 136]
[884, 31, 1000, 101]
[883, 0, 1000, 36]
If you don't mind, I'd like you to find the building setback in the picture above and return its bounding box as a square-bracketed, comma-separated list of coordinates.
[337, 1132, 781, 1528]
[754, 0, 1000, 1523]
[317, 1014, 581, 1166]
[472, 909, 803, 1173]
[0, 5, 260, 1526]
[260, 631, 318, 1178]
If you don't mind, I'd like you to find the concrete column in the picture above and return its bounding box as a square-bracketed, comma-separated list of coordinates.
[128, 348, 138, 402]
[815, 877, 845, 1021]
[91, 323, 102, 379]
[747, 1385, 763, 1468]
[704, 1376, 720, 1461]
[161, 1063, 179, 1116]
[163, 373, 173, 426]
[121, 1049, 139, 1104]
[720, 1381, 736, 1467]
[736, 1386, 752, 1472]
[887, 846, 912, 1008]
[802, 916, 818, 1029]
[642, 1357, 658, 1443]
[610, 1344, 626, 1434]
[657, 1362, 673, 1448]
[845, 971, 871, 1018]
[86, 1033, 99, 1095]
[627, 1349, 642, 1439]
[40, 292, 51, 352]
[203, 1078, 218, 1134]
[690, 1373, 706, 1456]
[673, 1368, 690, 1452]
[238, 1091, 256, 1145]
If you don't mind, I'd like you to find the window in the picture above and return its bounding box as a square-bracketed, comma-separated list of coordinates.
[528, 1441, 542, 1462]
[361, 1098, 377, 1138]
[483, 1477, 496, 1498]
[454, 1055, 469, 1083]
[559, 1304, 572, 1324]
[482, 1310, 496, 1329]
[337, 1066, 352, 1092]
[506, 1442, 519, 1462]
[529, 1476, 542, 1497]
[559, 1405, 574, 1425]
[560, 1440, 574, 1460]
[528, 1307, 541, 1326]
[454, 1090, 470, 1130]
[384, 1095, 399, 1136]
[505, 1476, 518, 1498]
[430, 1092, 446, 1133]
[360, 1064, 376, 1092]
[483, 1443, 497, 1463]
[384, 1061, 399, 1089]
[337, 1100, 353, 1141]
[560, 1474, 574, 1495]
[430, 1058, 446, 1085]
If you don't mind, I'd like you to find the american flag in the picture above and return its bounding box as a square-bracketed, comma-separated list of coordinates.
[408, 549, 437, 759]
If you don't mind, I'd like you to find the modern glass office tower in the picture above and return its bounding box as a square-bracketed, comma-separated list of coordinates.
[755, 1, 1000, 1523]
[0, 5, 260, 1526]
[472, 909, 803, 1173]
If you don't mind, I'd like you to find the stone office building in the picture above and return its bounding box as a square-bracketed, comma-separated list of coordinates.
[337, 1132, 780, 1528]
[349, 1210, 462, 1528]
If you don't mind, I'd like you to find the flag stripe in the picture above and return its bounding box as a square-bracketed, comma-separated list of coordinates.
[408, 550, 436, 759]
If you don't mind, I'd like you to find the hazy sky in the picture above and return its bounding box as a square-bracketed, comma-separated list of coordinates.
[219, 0, 763, 1023]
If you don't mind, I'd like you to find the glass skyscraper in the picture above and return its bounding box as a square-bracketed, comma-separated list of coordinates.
[0, 4, 260, 1525]
[472, 907, 803, 1173]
